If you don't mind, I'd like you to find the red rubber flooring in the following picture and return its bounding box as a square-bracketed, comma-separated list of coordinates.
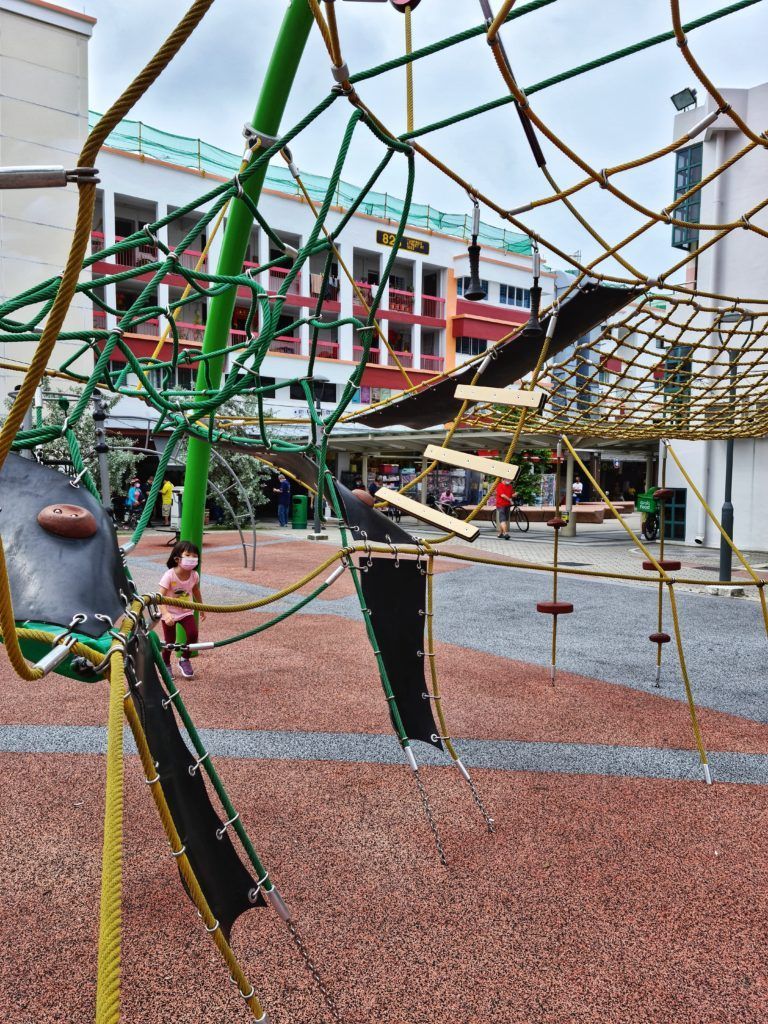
[0, 754, 766, 1023]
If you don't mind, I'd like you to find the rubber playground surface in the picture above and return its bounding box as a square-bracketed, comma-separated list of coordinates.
[1, 530, 766, 1023]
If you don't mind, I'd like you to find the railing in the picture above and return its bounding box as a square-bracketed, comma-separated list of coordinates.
[316, 340, 339, 360]
[388, 287, 414, 314]
[353, 281, 374, 305]
[353, 345, 380, 365]
[268, 266, 302, 294]
[421, 294, 445, 319]
[91, 230, 105, 254]
[308, 275, 339, 301]
[91, 230, 207, 271]
[270, 335, 300, 355]
[92, 309, 106, 330]
[419, 353, 444, 373]
[176, 247, 207, 270]
[388, 348, 413, 369]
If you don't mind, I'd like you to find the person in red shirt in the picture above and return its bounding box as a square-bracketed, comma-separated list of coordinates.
[496, 479, 515, 540]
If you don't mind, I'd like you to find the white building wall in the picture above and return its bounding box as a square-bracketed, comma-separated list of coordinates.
[668, 85, 768, 550]
[0, 0, 93, 400]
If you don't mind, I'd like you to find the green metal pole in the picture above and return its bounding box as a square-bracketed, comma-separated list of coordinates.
[180, 0, 314, 554]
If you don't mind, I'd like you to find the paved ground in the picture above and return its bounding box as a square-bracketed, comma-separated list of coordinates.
[0, 527, 766, 1023]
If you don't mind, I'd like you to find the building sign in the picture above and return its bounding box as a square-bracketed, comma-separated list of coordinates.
[376, 229, 430, 255]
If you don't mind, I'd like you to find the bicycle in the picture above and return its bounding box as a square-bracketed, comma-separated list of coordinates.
[641, 510, 659, 541]
[493, 498, 529, 533]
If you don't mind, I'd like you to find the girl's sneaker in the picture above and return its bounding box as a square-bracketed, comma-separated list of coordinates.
[178, 658, 194, 679]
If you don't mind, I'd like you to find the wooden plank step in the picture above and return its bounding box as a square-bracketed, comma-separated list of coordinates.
[423, 444, 519, 482]
[374, 487, 480, 542]
[454, 383, 547, 412]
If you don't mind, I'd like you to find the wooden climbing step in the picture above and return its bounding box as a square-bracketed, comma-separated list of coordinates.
[374, 487, 480, 542]
[423, 444, 520, 482]
[454, 383, 548, 412]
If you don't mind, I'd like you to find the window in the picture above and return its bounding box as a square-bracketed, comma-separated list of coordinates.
[457, 277, 488, 298]
[455, 337, 488, 356]
[671, 144, 703, 251]
[289, 381, 337, 403]
[499, 284, 531, 308]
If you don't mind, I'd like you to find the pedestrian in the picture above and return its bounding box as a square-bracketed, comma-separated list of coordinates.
[160, 476, 174, 526]
[125, 477, 142, 521]
[158, 540, 204, 680]
[273, 473, 291, 527]
[440, 487, 456, 507]
[496, 479, 514, 540]
[572, 475, 584, 504]
[368, 474, 383, 498]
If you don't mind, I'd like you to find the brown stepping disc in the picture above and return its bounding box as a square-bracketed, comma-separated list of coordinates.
[536, 601, 574, 615]
[642, 559, 681, 571]
[649, 632, 672, 644]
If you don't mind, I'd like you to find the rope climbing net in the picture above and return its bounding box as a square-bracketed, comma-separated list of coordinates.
[1, 2, 768, 1023]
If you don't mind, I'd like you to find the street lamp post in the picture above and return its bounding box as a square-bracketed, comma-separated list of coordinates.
[310, 377, 329, 540]
[715, 311, 752, 582]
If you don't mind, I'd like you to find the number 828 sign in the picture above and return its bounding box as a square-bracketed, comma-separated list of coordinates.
[376, 229, 430, 255]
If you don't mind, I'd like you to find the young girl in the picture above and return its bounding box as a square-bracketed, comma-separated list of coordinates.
[158, 540, 205, 679]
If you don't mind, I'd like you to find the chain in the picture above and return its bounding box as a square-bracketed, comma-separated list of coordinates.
[287, 922, 344, 1024]
[413, 768, 448, 866]
[465, 773, 495, 834]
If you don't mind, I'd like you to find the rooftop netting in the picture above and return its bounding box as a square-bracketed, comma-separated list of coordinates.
[89, 110, 533, 255]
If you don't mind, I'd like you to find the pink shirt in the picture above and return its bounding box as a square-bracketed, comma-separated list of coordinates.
[159, 568, 199, 620]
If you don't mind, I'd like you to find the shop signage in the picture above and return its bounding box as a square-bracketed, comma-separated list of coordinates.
[376, 229, 430, 255]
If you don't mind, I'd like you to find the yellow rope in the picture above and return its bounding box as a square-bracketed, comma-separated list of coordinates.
[425, 555, 458, 760]
[123, 694, 266, 1017]
[404, 5, 414, 134]
[0, 538, 44, 680]
[94, 653, 126, 1024]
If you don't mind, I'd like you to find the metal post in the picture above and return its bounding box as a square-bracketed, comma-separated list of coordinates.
[420, 457, 429, 504]
[719, 350, 737, 582]
[180, 0, 314, 557]
[92, 391, 112, 514]
[562, 448, 576, 537]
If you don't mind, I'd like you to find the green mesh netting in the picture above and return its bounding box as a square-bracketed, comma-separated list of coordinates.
[90, 111, 532, 256]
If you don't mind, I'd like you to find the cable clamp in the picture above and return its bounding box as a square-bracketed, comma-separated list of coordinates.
[68, 467, 88, 489]
[598, 168, 609, 188]
[145, 772, 160, 785]
[161, 688, 180, 709]
[741, 214, 751, 229]
[430, 733, 449, 742]
[421, 692, 440, 701]
[216, 812, 240, 840]
[171, 844, 186, 858]
[205, 918, 221, 933]
[233, 173, 244, 199]
[239, 985, 256, 1002]
[242, 124, 279, 151]
[188, 751, 210, 776]
[331, 61, 351, 84]
[676, 34, 688, 48]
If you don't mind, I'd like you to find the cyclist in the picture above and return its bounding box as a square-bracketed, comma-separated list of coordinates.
[496, 479, 514, 540]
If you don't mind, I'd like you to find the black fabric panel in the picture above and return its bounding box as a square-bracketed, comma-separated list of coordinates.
[0, 453, 128, 637]
[128, 634, 263, 939]
[360, 558, 441, 749]
[351, 283, 643, 429]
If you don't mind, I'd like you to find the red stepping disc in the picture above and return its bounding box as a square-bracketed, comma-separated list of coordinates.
[642, 559, 681, 571]
[547, 517, 567, 529]
[536, 601, 574, 615]
[649, 632, 672, 644]
[653, 488, 674, 501]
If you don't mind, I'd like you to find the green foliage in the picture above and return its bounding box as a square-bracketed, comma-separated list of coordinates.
[5, 381, 138, 497]
[511, 447, 554, 504]
[177, 396, 272, 526]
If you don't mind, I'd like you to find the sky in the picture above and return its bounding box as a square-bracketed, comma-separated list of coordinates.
[74, 0, 768, 283]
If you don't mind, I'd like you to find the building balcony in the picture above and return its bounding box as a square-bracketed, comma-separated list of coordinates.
[419, 353, 444, 373]
[316, 340, 339, 360]
[353, 280, 375, 305]
[309, 274, 340, 302]
[269, 335, 301, 356]
[91, 231, 207, 271]
[421, 294, 445, 319]
[388, 287, 414, 314]
[353, 345, 380, 365]
[387, 348, 413, 369]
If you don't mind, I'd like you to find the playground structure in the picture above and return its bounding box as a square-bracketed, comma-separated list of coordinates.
[0, 1, 767, 1021]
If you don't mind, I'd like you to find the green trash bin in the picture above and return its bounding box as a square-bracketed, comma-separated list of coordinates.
[291, 493, 308, 529]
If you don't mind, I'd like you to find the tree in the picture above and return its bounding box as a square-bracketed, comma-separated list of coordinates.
[4, 380, 138, 499]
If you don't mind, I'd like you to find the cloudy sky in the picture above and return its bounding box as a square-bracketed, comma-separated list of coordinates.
[75, 0, 768, 282]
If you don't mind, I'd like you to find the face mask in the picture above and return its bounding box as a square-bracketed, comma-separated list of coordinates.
[180, 556, 198, 569]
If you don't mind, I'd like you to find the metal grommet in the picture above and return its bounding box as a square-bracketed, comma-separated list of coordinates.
[215, 812, 240, 840]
